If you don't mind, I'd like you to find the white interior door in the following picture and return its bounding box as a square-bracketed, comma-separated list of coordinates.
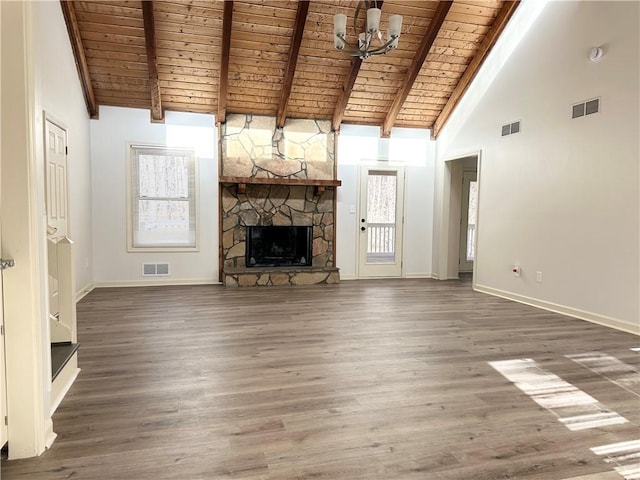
[459, 171, 478, 273]
[358, 166, 405, 278]
[45, 118, 68, 320]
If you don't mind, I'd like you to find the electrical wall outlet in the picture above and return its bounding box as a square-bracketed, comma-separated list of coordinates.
[536, 271, 543, 283]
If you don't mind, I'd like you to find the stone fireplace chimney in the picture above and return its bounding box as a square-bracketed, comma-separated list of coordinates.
[219, 114, 340, 287]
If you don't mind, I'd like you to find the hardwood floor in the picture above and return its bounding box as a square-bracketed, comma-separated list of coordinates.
[2, 279, 638, 479]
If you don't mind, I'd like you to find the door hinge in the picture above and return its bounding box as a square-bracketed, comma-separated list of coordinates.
[4, 416, 7, 426]
[65, 146, 68, 155]
[0, 325, 4, 336]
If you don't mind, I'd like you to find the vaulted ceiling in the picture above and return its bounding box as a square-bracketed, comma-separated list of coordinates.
[60, 0, 519, 138]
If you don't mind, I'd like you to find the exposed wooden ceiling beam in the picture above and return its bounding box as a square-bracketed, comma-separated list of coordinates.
[381, 0, 452, 137]
[332, 0, 385, 132]
[59, 0, 98, 119]
[141, 0, 163, 123]
[218, 0, 234, 124]
[276, 0, 310, 129]
[431, 1, 520, 139]
[332, 57, 362, 132]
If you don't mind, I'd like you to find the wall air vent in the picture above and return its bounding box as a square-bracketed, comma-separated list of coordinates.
[501, 120, 521, 137]
[142, 263, 170, 276]
[572, 98, 600, 119]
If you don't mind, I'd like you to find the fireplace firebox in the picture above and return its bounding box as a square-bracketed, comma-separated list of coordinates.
[246, 226, 312, 267]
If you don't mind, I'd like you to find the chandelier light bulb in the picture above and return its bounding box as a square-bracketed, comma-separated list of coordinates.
[388, 14, 402, 39]
[367, 8, 381, 33]
[333, 14, 347, 49]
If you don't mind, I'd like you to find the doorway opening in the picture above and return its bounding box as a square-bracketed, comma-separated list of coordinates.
[45, 116, 80, 415]
[441, 153, 479, 282]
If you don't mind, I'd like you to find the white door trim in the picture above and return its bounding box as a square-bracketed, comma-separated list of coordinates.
[472, 152, 483, 290]
[0, 0, 6, 450]
[1, 1, 50, 458]
[435, 151, 481, 283]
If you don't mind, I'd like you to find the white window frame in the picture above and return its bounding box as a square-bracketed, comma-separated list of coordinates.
[127, 144, 199, 252]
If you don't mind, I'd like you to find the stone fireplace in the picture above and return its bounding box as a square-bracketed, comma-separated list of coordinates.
[219, 114, 340, 287]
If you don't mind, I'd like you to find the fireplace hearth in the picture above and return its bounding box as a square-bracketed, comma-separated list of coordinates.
[246, 226, 312, 267]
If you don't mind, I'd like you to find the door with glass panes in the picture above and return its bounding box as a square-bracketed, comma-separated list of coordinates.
[358, 166, 405, 278]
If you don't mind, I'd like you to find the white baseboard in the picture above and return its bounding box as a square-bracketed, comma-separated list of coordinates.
[76, 281, 95, 302]
[94, 278, 220, 288]
[339, 274, 357, 281]
[474, 283, 639, 336]
[44, 419, 57, 450]
[430, 274, 462, 280]
[404, 273, 435, 279]
[340, 274, 435, 281]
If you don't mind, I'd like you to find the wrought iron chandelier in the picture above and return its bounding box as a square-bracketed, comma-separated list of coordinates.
[333, 1, 403, 60]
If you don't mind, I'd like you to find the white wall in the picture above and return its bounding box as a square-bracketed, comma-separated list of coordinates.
[91, 106, 218, 285]
[32, 1, 93, 296]
[0, 0, 90, 457]
[336, 125, 435, 279]
[336, 161, 359, 279]
[436, 1, 639, 330]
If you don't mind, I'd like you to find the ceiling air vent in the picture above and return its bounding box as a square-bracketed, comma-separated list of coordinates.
[501, 120, 521, 137]
[572, 98, 600, 119]
[142, 263, 170, 276]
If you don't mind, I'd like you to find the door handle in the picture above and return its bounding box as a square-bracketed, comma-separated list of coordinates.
[360, 226, 366, 231]
[0, 259, 15, 270]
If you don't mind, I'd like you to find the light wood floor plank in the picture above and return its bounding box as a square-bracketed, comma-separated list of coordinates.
[2, 279, 637, 479]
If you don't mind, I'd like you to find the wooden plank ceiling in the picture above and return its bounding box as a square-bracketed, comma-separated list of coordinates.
[62, 0, 518, 138]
